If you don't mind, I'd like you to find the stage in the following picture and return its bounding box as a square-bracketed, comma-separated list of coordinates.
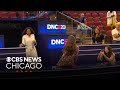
[0, 65, 120, 79]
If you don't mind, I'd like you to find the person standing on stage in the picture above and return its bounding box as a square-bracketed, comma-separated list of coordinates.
[19, 27, 38, 57]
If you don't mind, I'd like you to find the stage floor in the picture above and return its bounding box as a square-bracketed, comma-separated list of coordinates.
[0, 65, 120, 79]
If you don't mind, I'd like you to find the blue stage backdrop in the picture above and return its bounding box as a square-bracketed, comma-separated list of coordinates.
[38, 20, 67, 69]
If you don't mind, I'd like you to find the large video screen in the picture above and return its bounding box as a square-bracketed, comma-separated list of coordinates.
[38, 21, 66, 33]
[48, 35, 68, 49]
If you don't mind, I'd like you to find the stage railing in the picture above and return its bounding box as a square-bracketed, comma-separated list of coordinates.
[77, 44, 120, 66]
[0, 47, 26, 70]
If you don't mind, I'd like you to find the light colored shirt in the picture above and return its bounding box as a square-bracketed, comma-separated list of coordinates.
[112, 28, 120, 41]
[22, 34, 38, 57]
[107, 11, 116, 18]
[107, 11, 116, 25]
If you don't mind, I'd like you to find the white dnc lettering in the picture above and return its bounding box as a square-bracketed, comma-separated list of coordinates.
[47, 24, 66, 29]
[47, 24, 57, 29]
[51, 39, 64, 45]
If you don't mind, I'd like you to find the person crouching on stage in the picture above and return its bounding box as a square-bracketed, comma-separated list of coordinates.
[97, 45, 116, 65]
[57, 35, 79, 67]
[19, 27, 38, 57]
[92, 27, 105, 44]
[112, 22, 120, 44]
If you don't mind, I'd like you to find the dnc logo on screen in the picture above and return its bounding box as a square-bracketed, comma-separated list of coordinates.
[48, 38, 68, 49]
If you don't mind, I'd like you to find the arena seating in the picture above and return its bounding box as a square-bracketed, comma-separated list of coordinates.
[62, 11, 110, 31]
[62, 11, 118, 30]
[0, 11, 8, 18]
[9, 11, 17, 18]
[62, 11, 119, 39]
[0, 11, 51, 20]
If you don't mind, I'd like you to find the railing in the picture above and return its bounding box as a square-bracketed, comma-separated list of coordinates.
[57, 11, 92, 29]
[57, 11, 93, 45]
